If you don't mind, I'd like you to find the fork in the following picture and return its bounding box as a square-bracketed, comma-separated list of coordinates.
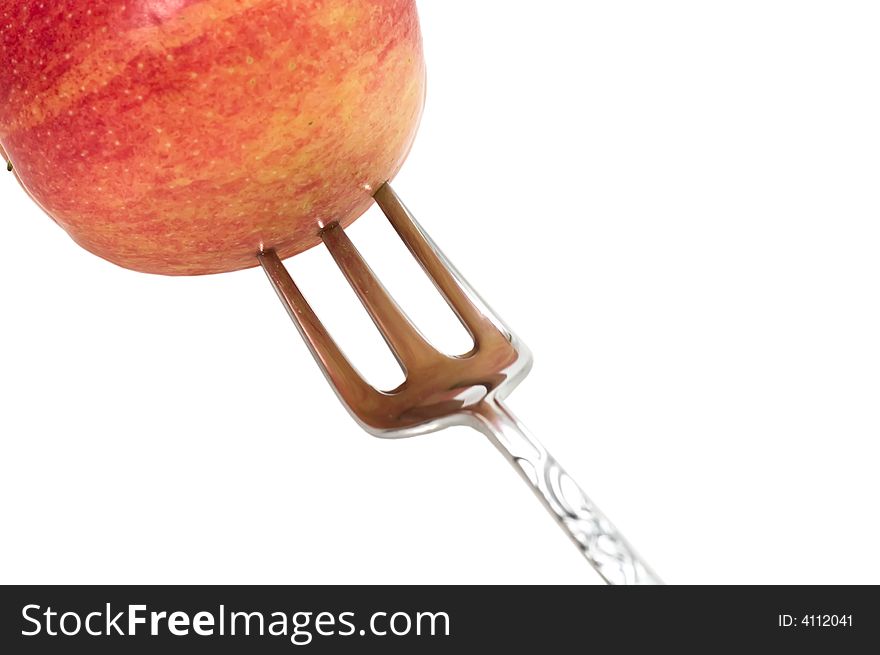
[258, 183, 662, 585]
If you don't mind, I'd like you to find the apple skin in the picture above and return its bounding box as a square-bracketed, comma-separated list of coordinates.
[0, 0, 425, 275]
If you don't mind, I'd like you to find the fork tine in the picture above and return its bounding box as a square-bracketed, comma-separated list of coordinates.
[258, 249, 377, 407]
[373, 183, 500, 341]
[320, 222, 439, 372]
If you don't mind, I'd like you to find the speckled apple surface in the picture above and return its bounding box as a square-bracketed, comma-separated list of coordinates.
[0, 0, 425, 275]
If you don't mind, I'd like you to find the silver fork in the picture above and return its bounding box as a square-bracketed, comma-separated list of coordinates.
[258, 183, 662, 585]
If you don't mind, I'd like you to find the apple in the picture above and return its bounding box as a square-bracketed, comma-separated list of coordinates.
[0, 0, 425, 275]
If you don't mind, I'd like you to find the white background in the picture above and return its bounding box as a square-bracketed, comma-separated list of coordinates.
[1, 1, 879, 584]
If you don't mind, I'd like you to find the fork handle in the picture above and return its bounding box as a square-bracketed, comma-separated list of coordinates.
[469, 398, 662, 585]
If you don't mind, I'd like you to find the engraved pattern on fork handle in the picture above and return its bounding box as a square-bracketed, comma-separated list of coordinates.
[470, 398, 662, 585]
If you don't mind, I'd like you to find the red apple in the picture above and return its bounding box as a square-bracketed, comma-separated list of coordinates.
[0, 0, 425, 275]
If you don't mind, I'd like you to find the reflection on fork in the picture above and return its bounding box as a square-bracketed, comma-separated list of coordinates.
[258, 183, 662, 585]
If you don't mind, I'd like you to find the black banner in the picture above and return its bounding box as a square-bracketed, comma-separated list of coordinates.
[0, 585, 875, 652]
